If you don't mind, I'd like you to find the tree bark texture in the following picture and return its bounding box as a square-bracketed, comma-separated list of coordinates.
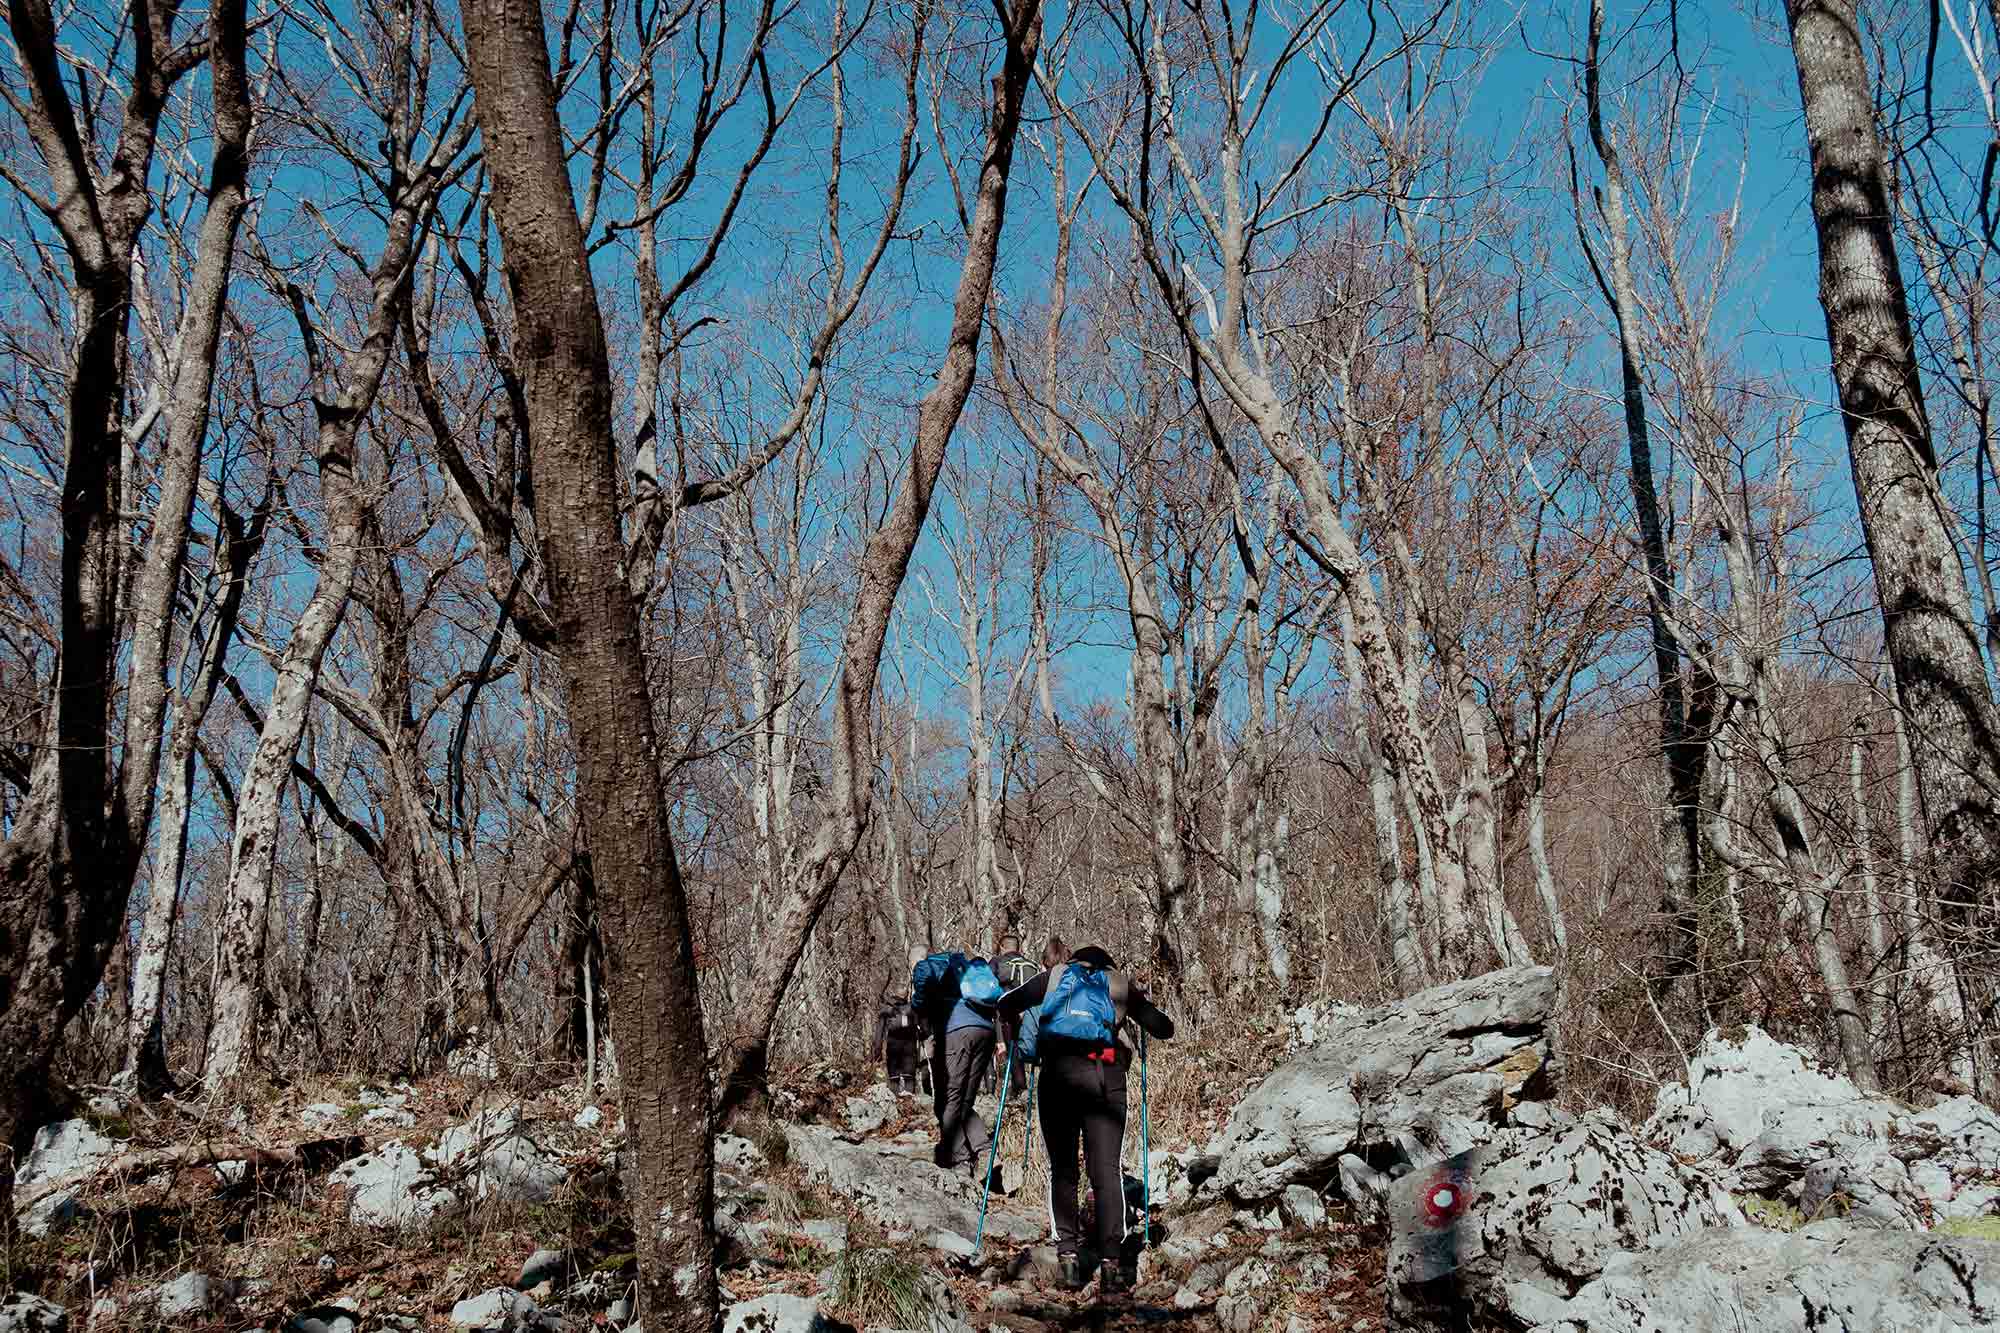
[1788, 0, 2000, 915]
[462, 2, 719, 1326]
[0, 0, 240, 1215]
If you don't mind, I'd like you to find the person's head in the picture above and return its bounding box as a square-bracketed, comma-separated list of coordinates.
[999, 932, 1021, 955]
[1042, 935, 1067, 969]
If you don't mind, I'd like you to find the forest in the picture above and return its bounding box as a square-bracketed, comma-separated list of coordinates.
[4, 0, 2000, 1327]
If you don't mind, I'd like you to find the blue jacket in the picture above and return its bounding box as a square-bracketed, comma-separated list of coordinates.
[945, 997, 995, 1034]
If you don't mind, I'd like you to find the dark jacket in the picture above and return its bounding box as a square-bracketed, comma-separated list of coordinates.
[872, 993, 924, 1061]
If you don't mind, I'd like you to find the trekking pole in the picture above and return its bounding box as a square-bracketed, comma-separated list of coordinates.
[972, 1042, 1015, 1258]
[1139, 1026, 1151, 1247]
[1020, 1062, 1040, 1168]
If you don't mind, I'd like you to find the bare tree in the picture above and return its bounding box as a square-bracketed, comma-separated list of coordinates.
[1786, 0, 2000, 955]
[715, 0, 1046, 1120]
[0, 0, 246, 1200]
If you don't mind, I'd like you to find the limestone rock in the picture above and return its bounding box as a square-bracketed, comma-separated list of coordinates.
[13, 1119, 120, 1237]
[149, 1273, 219, 1319]
[1217, 1259, 1276, 1333]
[450, 1287, 546, 1331]
[1642, 1026, 1898, 1174]
[361, 1107, 416, 1129]
[0, 1295, 65, 1332]
[721, 1293, 844, 1333]
[783, 1126, 1037, 1253]
[844, 1084, 899, 1136]
[328, 1143, 455, 1228]
[447, 1039, 499, 1080]
[1530, 1223, 2000, 1331]
[1280, 1184, 1326, 1231]
[1799, 1144, 1925, 1229]
[516, 1249, 569, 1289]
[1388, 1113, 1741, 1333]
[427, 1106, 563, 1204]
[1288, 1000, 1365, 1052]
[285, 1306, 359, 1333]
[1208, 967, 1560, 1204]
[300, 1103, 349, 1129]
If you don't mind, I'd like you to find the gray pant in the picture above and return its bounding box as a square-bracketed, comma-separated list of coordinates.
[938, 1024, 996, 1170]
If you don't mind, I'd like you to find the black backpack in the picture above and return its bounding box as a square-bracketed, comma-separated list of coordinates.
[997, 951, 1036, 991]
[886, 997, 918, 1036]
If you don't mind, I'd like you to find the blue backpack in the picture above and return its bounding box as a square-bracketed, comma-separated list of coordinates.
[960, 959, 1003, 1005]
[1041, 962, 1117, 1044]
[912, 951, 969, 1022]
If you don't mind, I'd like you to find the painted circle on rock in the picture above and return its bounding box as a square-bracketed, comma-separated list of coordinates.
[1420, 1172, 1468, 1228]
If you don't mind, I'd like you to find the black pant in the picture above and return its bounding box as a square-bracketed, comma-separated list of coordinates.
[886, 1038, 918, 1093]
[1039, 1048, 1128, 1261]
[939, 1025, 996, 1169]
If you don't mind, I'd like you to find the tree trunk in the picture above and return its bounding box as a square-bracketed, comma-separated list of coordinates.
[462, 2, 719, 1324]
[125, 497, 266, 1090]
[1580, 0, 1705, 997]
[1787, 0, 2000, 909]
[0, 0, 242, 1214]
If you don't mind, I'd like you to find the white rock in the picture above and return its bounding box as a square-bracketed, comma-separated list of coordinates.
[450, 1287, 540, 1330]
[327, 1143, 455, 1228]
[300, 1103, 349, 1129]
[13, 1120, 120, 1238]
[361, 1106, 416, 1129]
[1208, 967, 1559, 1204]
[1531, 1223, 2000, 1331]
[284, 1308, 358, 1333]
[573, 1105, 604, 1131]
[1389, 1112, 1741, 1333]
[1288, 999, 1365, 1052]
[447, 1042, 499, 1080]
[0, 1295, 65, 1332]
[783, 1126, 1037, 1249]
[1217, 1259, 1276, 1333]
[150, 1272, 216, 1319]
[1643, 1026, 1886, 1165]
[516, 1248, 569, 1288]
[721, 1293, 831, 1333]
[427, 1106, 563, 1204]
[715, 1134, 765, 1174]
[1799, 1144, 1924, 1229]
[1279, 1184, 1326, 1231]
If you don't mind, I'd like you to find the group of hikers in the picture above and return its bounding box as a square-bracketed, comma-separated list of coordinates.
[869, 933, 1175, 1297]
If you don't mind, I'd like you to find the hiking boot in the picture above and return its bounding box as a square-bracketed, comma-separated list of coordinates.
[1098, 1259, 1132, 1299]
[1057, 1253, 1088, 1290]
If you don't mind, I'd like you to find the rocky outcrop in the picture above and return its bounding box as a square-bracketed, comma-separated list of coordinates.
[427, 1106, 563, 1205]
[0, 1295, 65, 1333]
[1529, 1222, 2000, 1331]
[327, 1143, 455, 1229]
[1645, 1027, 2000, 1229]
[783, 1126, 1037, 1256]
[1387, 1112, 1741, 1331]
[1207, 966, 1559, 1204]
[12, 1120, 120, 1238]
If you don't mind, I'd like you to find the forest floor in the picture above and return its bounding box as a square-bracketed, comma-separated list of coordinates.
[7, 1043, 1367, 1331]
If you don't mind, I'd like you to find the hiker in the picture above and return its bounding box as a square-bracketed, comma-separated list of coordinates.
[909, 945, 953, 1126]
[872, 980, 924, 1096]
[914, 946, 1007, 1177]
[992, 934, 1035, 1087]
[996, 944, 1174, 1297]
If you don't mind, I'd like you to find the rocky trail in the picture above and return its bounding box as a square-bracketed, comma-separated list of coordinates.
[9, 968, 2000, 1330]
